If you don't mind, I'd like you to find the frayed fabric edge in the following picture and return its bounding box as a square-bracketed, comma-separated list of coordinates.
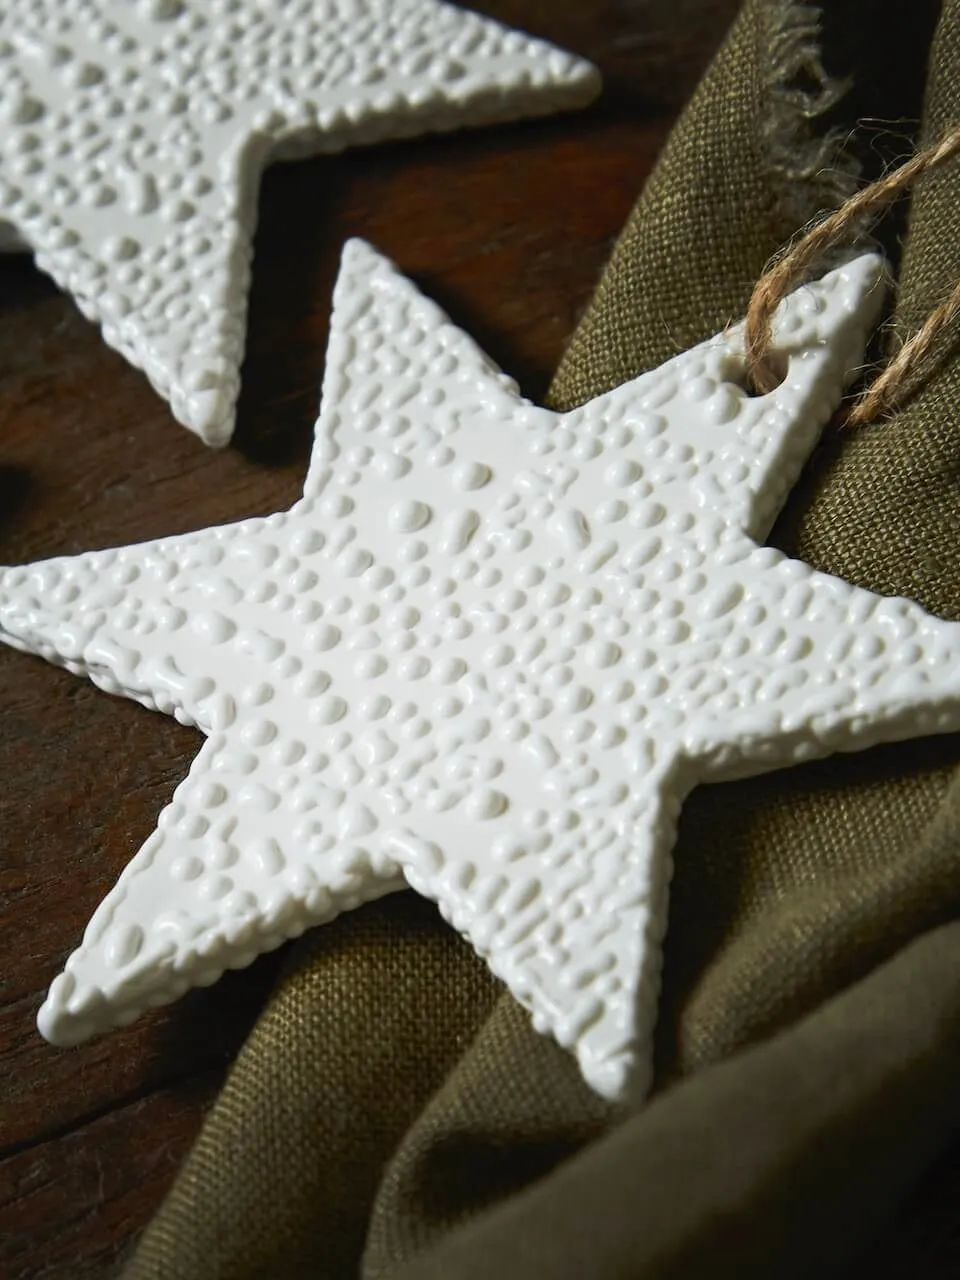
[760, 0, 864, 255]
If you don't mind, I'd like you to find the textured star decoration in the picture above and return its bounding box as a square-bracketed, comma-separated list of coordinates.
[4, 242, 960, 1101]
[0, 0, 598, 444]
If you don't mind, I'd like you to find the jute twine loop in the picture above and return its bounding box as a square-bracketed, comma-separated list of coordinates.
[744, 123, 960, 427]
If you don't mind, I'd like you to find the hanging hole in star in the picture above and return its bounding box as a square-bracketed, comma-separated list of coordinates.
[719, 351, 788, 396]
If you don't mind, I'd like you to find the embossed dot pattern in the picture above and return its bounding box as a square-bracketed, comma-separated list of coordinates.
[0, 0, 599, 443]
[3, 243, 960, 1102]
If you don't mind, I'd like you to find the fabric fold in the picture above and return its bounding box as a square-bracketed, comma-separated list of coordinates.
[391, 922, 960, 1280]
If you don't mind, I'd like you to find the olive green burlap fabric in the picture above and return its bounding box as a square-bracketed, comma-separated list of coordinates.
[126, 2, 960, 1276]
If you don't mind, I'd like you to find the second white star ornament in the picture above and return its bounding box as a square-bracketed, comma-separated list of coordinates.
[0, 0, 598, 443]
[3, 243, 960, 1101]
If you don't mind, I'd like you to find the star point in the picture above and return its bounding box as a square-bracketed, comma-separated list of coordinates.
[4, 242, 960, 1100]
[0, 0, 599, 444]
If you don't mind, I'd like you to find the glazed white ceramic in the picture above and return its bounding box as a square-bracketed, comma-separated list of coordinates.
[5, 243, 959, 1101]
[0, 0, 599, 443]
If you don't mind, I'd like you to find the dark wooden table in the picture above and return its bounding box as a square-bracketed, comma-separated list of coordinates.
[0, 3, 738, 1275]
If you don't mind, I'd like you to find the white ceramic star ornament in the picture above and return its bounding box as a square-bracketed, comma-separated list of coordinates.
[4, 243, 960, 1102]
[0, 0, 599, 443]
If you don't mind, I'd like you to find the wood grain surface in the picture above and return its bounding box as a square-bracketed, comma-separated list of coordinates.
[0, 3, 739, 1275]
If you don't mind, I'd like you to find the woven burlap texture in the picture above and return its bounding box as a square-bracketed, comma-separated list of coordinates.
[125, 1, 960, 1276]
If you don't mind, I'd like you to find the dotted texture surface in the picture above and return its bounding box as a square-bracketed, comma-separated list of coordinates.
[0, 0, 599, 443]
[3, 244, 960, 1100]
